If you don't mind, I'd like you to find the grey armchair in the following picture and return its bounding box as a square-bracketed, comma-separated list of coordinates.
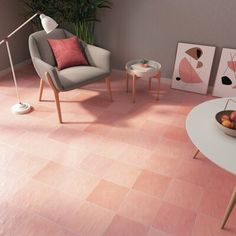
[29, 28, 112, 123]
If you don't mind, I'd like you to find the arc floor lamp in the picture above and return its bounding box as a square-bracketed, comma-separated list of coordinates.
[0, 13, 58, 114]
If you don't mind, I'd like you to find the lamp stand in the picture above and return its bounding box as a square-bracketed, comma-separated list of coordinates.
[5, 40, 31, 114]
[0, 12, 57, 115]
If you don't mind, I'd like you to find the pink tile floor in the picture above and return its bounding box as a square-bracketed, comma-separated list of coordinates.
[0, 64, 236, 236]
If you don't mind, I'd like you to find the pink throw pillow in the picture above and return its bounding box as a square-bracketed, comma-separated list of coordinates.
[48, 36, 89, 70]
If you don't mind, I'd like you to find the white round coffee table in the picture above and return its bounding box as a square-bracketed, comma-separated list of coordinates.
[186, 97, 236, 229]
[125, 59, 161, 103]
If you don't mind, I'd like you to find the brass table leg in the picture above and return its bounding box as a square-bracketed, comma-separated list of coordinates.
[149, 77, 152, 90]
[126, 73, 129, 92]
[132, 74, 136, 104]
[156, 72, 161, 101]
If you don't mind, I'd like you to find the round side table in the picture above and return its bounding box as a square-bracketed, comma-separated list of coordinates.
[125, 59, 161, 103]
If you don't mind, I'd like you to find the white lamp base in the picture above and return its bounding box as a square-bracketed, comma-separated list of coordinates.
[11, 102, 32, 115]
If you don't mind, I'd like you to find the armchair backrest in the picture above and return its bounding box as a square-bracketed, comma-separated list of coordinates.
[29, 28, 74, 66]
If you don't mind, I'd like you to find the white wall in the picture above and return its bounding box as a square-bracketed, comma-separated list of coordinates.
[95, 0, 236, 84]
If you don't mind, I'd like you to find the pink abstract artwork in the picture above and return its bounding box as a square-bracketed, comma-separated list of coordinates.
[227, 61, 236, 72]
[213, 48, 236, 97]
[179, 57, 203, 84]
[172, 42, 216, 94]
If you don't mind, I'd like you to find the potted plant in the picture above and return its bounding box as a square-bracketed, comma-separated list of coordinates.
[141, 59, 150, 68]
[22, 0, 63, 30]
[23, 0, 112, 44]
[60, 0, 111, 44]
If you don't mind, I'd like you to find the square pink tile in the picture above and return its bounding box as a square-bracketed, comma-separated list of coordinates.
[85, 123, 113, 136]
[117, 144, 153, 169]
[153, 202, 196, 236]
[0, 202, 75, 236]
[155, 137, 195, 160]
[198, 188, 234, 220]
[63, 201, 115, 236]
[48, 126, 81, 144]
[14, 132, 68, 160]
[192, 213, 236, 236]
[0, 124, 26, 144]
[147, 228, 172, 236]
[106, 100, 135, 114]
[33, 161, 99, 199]
[164, 126, 190, 143]
[69, 131, 104, 152]
[0, 168, 28, 202]
[49, 146, 89, 169]
[175, 159, 214, 187]
[10, 179, 84, 226]
[146, 107, 175, 125]
[164, 179, 204, 210]
[103, 161, 141, 188]
[87, 180, 129, 211]
[108, 128, 160, 150]
[127, 130, 160, 150]
[133, 170, 171, 198]
[118, 190, 162, 225]
[177, 105, 193, 116]
[140, 120, 169, 137]
[93, 137, 128, 160]
[104, 215, 149, 236]
[79, 154, 114, 177]
[145, 152, 181, 177]
[29, 103, 55, 119]
[1, 150, 49, 177]
[207, 165, 236, 196]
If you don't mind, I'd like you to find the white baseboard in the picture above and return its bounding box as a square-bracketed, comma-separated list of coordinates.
[0, 59, 32, 77]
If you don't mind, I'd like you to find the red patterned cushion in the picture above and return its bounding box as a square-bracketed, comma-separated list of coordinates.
[48, 36, 89, 70]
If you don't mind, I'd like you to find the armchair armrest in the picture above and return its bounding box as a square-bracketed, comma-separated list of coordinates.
[32, 57, 63, 91]
[85, 44, 111, 73]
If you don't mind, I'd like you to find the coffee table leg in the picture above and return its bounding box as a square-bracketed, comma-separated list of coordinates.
[221, 186, 236, 229]
[193, 149, 200, 159]
[126, 73, 129, 93]
[132, 75, 136, 104]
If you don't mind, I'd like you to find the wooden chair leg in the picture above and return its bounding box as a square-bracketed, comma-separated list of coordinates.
[38, 79, 44, 102]
[45, 72, 63, 124]
[221, 186, 236, 229]
[54, 91, 62, 124]
[106, 76, 113, 101]
[132, 75, 136, 104]
[126, 73, 129, 92]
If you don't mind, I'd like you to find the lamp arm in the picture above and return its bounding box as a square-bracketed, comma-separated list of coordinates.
[0, 12, 39, 45]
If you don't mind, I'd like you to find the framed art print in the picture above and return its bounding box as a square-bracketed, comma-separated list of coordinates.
[213, 48, 236, 97]
[172, 42, 216, 94]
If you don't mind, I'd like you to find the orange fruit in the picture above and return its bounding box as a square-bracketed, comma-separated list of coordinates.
[222, 120, 233, 129]
[221, 115, 230, 122]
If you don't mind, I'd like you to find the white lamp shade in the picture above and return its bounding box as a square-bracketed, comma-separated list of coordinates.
[40, 14, 58, 34]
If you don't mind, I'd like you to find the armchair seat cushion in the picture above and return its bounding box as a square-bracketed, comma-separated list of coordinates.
[58, 66, 110, 91]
